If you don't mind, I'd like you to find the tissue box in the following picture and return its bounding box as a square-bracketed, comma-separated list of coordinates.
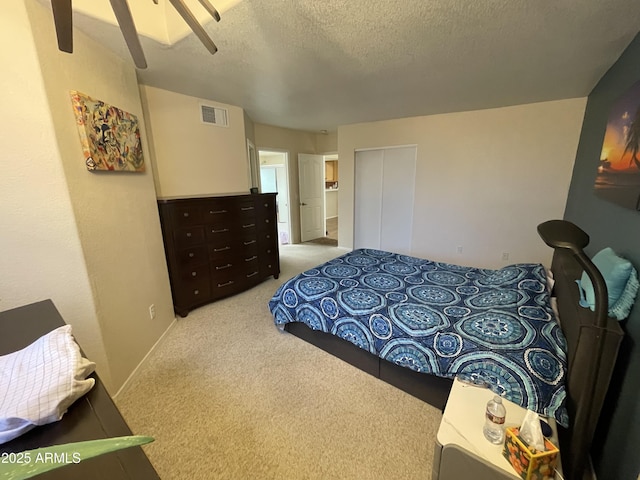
[502, 426, 559, 480]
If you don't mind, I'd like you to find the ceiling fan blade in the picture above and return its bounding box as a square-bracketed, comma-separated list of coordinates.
[197, 0, 221, 22]
[51, 0, 73, 53]
[168, 0, 218, 55]
[109, 0, 148, 69]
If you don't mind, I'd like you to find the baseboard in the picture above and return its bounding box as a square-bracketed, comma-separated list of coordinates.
[112, 316, 178, 400]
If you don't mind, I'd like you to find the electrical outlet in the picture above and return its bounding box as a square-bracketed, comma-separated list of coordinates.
[457, 245, 463, 254]
[149, 304, 156, 320]
[502, 252, 509, 261]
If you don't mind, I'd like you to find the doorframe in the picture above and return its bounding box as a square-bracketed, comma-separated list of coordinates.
[258, 149, 292, 245]
[247, 139, 259, 189]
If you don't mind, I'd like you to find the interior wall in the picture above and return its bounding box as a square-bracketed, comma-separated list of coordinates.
[254, 123, 318, 244]
[141, 85, 250, 198]
[316, 130, 338, 154]
[338, 98, 588, 268]
[563, 32, 640, 480]
[24, 0, 175, 393]
[0, 1, 111, 385]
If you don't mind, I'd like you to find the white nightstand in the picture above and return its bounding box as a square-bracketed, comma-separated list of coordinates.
[432, 378, 563, 480]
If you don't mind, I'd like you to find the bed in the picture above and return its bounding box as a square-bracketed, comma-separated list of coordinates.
[268, 220, 624, 480]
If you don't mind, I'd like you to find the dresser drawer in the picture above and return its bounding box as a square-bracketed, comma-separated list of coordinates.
[210, 270, 243, 299]
[203, 201, 233, 223]
[173, 278, 210, 307]
[236, 198, 257, 219]
[256, 215, 274, 232]
[260, 253, 279, 277]
[205, 222, 234, 244]
[257, 229, 276, 245]
[171, 205, 202, 227]
[177, 263, 210, 283]
[208, 243, 243, 261]
[239, 237, 258, 250]
[174, 226, 205, 248]
[240, 251, 260, 270]
[176, 246, 208, 267]
[237, 218, 257, 235]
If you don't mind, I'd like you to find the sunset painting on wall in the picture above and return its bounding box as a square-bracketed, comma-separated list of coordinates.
[595, 79, 640, 211]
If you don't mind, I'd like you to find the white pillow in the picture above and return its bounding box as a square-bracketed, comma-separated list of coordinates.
[0, 325, 96, 444]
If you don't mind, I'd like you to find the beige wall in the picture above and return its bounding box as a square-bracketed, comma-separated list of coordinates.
[15, 1, 175, 394]
[141, 85, 250, 198]
[0, 0, 112, 385]
[338, 98, 588, 268]
[316, 131, 338, 154]
[254, 124, 320, 244]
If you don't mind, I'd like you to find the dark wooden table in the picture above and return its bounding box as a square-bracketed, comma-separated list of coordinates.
[0, 300, 159, 479]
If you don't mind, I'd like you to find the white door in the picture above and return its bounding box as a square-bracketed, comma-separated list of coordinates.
[354, 150, 383, 249]
[298, 153, 325, 242]
[354, 146, 416, 254]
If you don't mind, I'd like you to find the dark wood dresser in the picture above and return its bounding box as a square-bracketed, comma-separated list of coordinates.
[0, 300, 159, 479]
[158, 193, 280, 317]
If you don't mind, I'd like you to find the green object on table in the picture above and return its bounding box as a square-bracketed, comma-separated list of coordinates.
[0, 435, 154, 480]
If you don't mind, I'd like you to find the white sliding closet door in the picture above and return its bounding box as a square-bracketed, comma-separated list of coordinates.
[354, 150, 383, 250]
[354, 146, 416, 254]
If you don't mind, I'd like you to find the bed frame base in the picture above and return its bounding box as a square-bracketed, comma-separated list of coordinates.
[284, 322, 453, 411]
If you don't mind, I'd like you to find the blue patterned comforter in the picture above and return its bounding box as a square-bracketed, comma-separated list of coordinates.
[269, 249, 568, 426]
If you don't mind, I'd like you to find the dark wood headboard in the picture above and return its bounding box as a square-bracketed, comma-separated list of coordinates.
[538, 221, 624, 480]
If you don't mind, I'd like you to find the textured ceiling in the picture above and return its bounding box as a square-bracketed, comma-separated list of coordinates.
[69, 0, 640, 133]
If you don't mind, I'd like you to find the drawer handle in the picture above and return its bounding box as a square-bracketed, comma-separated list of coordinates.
[212, 228, 229, 233]
[265, 219, 270, 223]
[246, 271, 258, 278]
[216, 263, 232, 270]
[186, 232, 192, 237]
[214, 246, 231, 252]
[266, 235, 271, 239]
[183, 212, 190, 217]
[241, 206, 254, 211]
[264, 203, 268, 207]
[245, 255, 257, 262]
[191, 271, 197, 277]
[244, 240, 256, 245]
[188, 252, 195, 258]
[194, 289, 200, 295]
[210, 209, 228, 214]
[218, 281, 234, 287]
[242, 223, 255, 229]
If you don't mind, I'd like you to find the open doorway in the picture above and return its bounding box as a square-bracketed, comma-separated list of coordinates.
[259, 150, 291, 245]
[324, 154, 338, 244]
[298, 153, 338, 245]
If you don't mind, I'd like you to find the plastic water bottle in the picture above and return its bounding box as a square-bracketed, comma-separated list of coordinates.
[483, 395, 506, 444]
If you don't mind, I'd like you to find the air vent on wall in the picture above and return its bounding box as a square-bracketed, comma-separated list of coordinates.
[200, 104, 229, 127]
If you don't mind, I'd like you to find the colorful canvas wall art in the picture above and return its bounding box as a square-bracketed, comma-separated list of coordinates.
[70, 91, 145, 172]
[595, 79, 640, 211]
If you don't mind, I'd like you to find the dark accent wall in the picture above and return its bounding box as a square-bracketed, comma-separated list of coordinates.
[564, 32, 640, 480]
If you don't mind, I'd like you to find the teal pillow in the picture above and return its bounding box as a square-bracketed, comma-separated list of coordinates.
[576, 247, 637, 320]
[610, 269, 639, 320]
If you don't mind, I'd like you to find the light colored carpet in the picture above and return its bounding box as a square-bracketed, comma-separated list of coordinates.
[115, 244, 443, 479]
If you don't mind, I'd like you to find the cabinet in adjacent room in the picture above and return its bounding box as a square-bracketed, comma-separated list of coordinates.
[158, 193, 280, 317]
